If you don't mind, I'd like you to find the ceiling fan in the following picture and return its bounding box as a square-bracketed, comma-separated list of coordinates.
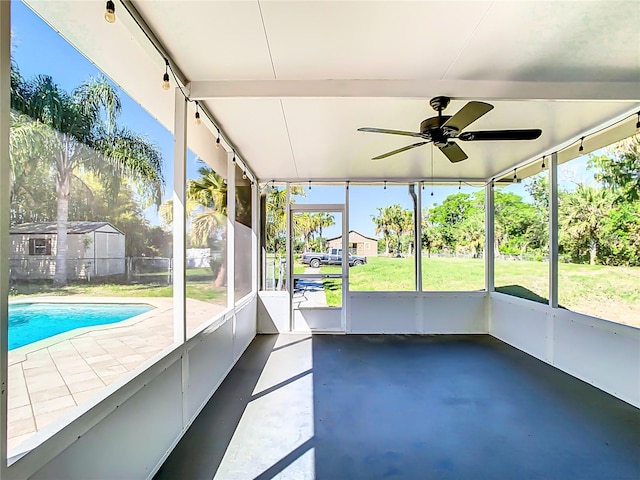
[358, 96, 542, 163]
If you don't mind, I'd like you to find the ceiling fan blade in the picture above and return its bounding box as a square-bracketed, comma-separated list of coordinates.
[438, 142, 468, 163]
[358, 127, 425, 138]
[458, 129, 542, 141]
[442, 101, 493, 132]
[371, 142, 429, 160]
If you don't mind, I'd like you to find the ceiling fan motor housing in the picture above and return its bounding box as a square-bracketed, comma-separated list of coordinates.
[420, 116, 455, 146]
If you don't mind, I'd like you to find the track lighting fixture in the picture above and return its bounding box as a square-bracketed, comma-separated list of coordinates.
[194, 102, 201, 126]
[104, 0, 116, 23]
[578, 137, 584, 152]
[384, 180, 387, 190]
[513, 169, 518, 183]
[636, 112, 640, 132]
[162, 59, 170, 90]
[308, 180, 312, 191]
[541, 156, 545, 169]
[216, 129, 221, 148]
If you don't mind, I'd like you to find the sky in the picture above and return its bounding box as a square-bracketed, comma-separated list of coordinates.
[11, 1, 599, 240]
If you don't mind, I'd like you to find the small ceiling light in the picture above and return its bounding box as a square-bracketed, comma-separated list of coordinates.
[384, 180, 387, 190]
[458, 181, 461, 190]
[636, 111, 640, 132]
[232, 151, 236, 163]
[162, 59, 170, 91]
[104, 0, 116, 23]
[308, 180, 312, 191]
[242, 171, 247, 180]
[541, 156, 546, 169]
[422, 182, 424, 190]
[346, 181, 350, 190]
[578, 137, 584, 152]
[430, 190, 434, 197]
[194, 103, 201, 126]
[216, 129, 221, 148]
[513, 168, 518, 183]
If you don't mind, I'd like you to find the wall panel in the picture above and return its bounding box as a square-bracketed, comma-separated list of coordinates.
[490, 292, 640, 408]
[234, 298, 257, 360]
[187, 317, 235, 422]
[29, 361, 183, 480]
[349, 292, 488, 334]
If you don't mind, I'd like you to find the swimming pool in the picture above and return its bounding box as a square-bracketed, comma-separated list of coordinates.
[8, 303, 154, 350]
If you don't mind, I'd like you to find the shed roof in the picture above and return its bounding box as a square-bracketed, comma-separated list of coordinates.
[9, 221, 123, 235]
[327, 230, 378, 243]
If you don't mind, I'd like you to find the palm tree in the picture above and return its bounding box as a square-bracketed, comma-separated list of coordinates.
[372, 207, 392, 255]
[296, 212, 318, 252]
[265, 187, 287, 256]
[11, 70, 163, 284]
[313, 212, 335, 251]
[186, 165, 228, 287]
[560, 184, 614, 265]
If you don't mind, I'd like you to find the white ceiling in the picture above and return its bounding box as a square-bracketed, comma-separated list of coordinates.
[26, 0, 640, 183]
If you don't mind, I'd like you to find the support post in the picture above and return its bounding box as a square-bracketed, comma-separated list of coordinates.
[285, 184, 292, 331]
[172, 89, 187, 345]
[415, 184, 422, 291]
[485, 181, 495, 292]
[0, 0, 10, 471]
[549, 152, 559, 307]
[252, 180, 259, 295]
[227, 155, 236, 311]
[342, 184, 350, 331]
[171, 89, 189, 430]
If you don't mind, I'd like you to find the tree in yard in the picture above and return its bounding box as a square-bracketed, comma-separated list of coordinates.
[372, 206, 393, 255]
[10, 70, 163, 285]
[559, 184, 614, 265]
[186, 165, 228, 286]
[385, 204, 413, 256]
[313, 212, 335, 252]
[420, 208, 441, 258]
[590, 135, 640, 202]
[296, 212, 318, 252]
[263, 185, 305, 257]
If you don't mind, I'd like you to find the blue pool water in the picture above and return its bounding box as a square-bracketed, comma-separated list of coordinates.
[8, 303, 154, 350]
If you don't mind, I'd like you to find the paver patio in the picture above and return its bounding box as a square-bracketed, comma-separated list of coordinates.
[7, 296, 224, 453]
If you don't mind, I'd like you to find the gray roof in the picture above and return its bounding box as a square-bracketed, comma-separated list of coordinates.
[10, 221, 121, 235]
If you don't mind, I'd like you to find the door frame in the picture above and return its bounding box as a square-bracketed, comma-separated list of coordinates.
[288, 203, 347, 332]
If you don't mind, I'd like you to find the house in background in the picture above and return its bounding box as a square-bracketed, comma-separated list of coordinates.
[327, 230, 378, 257]
[9, 221, 125, 280]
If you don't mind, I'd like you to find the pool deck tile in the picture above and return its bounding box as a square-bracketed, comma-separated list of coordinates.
[7, 296, 224, 454]
[30, 386, 72, 403]
[67, 378, 105, 394]
[8, 417, 36, 438]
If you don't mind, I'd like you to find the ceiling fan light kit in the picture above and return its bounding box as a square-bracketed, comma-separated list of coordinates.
[359, 96, 542, 163]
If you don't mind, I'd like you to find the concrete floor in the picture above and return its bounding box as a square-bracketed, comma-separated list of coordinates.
[156, 334, 640, 480]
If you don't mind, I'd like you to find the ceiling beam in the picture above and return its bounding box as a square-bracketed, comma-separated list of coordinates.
[189, 79, 640, 102]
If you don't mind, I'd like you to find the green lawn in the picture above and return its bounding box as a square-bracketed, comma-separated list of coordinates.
[9, 267, 227, 304]
[9, 258, 640, 326]
[318, 256, 640, 326]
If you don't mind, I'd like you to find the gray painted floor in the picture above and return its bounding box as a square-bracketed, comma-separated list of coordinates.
[155, 334, 640, 480]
